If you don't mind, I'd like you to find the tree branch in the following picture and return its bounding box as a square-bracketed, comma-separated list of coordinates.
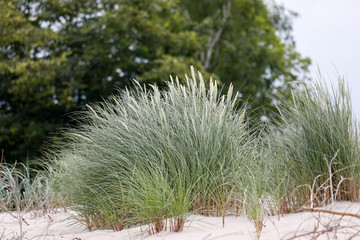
[203, 0, 231, 70]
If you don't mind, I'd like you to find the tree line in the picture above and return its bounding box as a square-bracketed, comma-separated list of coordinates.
[0, 0, 310, 163]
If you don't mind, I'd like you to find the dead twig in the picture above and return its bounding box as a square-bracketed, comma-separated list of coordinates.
[301, 207, 360, 219]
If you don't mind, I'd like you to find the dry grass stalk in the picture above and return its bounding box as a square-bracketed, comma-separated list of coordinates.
[283, 152, 360, 240]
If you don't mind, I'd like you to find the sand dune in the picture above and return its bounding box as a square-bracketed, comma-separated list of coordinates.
[1, 202, 360, 240]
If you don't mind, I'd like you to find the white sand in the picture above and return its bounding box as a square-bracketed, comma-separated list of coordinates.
[1, 202, 360, 240]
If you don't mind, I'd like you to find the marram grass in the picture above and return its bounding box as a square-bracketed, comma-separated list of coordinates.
[45, 69, 360, 234]
[47, 67, 260, 231]
[268, 76, 360, 211]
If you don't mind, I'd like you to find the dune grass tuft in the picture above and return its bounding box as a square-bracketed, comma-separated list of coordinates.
[47, 67, 260, 232]
[268, 75, 360, 211]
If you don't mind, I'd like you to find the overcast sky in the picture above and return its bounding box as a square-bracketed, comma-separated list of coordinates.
[275, 0, 360, 119]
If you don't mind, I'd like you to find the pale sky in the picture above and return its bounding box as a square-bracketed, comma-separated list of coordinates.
[275, 0, 360, 119]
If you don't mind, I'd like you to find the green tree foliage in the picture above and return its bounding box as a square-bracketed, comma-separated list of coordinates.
[0, 0, 69, 162]
[38, 0, 205, 101]
[0, 0, 310, 162]
[181, 0, 310, 112]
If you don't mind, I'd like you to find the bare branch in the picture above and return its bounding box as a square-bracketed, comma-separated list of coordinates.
[301, 207, 360, 219]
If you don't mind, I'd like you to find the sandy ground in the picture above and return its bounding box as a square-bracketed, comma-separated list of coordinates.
[1, 202, 360, 240]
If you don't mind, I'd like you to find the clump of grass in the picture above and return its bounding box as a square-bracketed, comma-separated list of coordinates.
[30, 165, 67, 216]
[268, 75, 360, 211]
[0, 160, 31, 240]
[47, 67, 258, 232]
[0, 163, 32, 213]
[1, 150, 63, 239]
